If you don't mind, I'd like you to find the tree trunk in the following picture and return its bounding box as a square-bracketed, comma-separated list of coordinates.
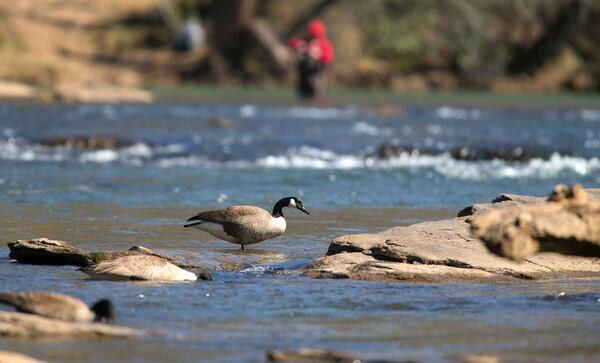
[508, 0, 586, 75]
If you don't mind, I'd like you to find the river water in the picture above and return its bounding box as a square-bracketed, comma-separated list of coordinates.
[0, 101, 599, 362]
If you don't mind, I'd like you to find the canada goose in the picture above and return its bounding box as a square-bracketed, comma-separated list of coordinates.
[80, 255, 198, 282]
[184, 196, 310, 250]
[0, 291, 114, 323]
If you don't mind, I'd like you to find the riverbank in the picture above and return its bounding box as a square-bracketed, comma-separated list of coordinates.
[2, 0, 600, 98]
[3, 82, 600, 109]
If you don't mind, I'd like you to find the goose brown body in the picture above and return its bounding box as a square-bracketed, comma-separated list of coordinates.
[184, 197, 309, 250]
[0, 291, 96, 322]
[80, 255, 197, 281]
[186, 206, 286, 244]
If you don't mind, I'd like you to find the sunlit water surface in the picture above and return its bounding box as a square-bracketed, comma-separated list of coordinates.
[1, 101, 600, 362]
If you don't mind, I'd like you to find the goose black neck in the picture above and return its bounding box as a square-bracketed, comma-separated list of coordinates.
[272, 198, 289, 218]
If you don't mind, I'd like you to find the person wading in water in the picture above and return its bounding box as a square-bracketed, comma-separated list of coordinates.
[288, 20, 334, 100]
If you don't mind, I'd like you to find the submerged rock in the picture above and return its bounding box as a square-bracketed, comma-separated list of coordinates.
[449, 146, 535, 162]
[0, 311, 141, 339]
[267, 348, 357, 362]
[371, 144, 423, 159]
[372, 143, 558, 162]
[37, 136, 135, 150]
[305, 187, 600, 283]
[472, 184, 600, 261]
[458, 189, 600, 219]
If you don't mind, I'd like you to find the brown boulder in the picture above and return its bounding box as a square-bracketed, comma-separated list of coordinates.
[457, 189, 600, 218]
[472, 184, 600, 261]
[305, 187, 600, 283]
[37, 136, 135, 150]
[7, 238, 91, 266]
[267, 348, 357, 362]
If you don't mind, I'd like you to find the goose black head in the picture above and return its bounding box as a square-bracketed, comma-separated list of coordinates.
[91, 299, 115, 323]
[273, 196, 310, 217]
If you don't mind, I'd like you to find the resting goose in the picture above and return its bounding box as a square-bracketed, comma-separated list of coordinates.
[0, 291, 114, 323]
[80, 255, 198, 282]
[184, 196, 310, 250]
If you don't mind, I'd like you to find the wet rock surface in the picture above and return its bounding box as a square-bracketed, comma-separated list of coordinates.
[36, 136, 136, 150]
[472, 184, 600, 261]
[372, 143, 564, 162]
[305, 187, 600, 283]
[0, 311, 142, 339]
[6, 238, 212, 279]
[267, 348, 358, 362]
[7, 238, 91, 266]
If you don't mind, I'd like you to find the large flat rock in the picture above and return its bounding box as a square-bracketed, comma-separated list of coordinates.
[0, 311, 142, 339]
[305, 188, 600, 283]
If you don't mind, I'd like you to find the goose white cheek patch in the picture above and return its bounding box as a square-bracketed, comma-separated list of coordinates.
[288, 199, 297, 208]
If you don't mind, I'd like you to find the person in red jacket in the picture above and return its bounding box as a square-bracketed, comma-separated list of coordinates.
[288, 20, 334, 99]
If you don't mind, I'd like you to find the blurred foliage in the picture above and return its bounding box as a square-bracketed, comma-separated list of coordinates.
[0, 0, 599, 91]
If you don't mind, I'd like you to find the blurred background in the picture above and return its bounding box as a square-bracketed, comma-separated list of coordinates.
[1, 0, 600, 98]
[2, 2, 600, 362]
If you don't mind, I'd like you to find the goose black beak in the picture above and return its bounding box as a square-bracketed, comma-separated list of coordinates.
[298, 206, 310, 215]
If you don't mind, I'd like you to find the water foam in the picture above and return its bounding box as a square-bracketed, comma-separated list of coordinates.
[435, 106, 483, 120]
[351, 122, 394, 136]
[254, 146, 600, 179]
[0, 136, 184, 166]
[2, 135, 598, 180]
[286, 106, 357, 120]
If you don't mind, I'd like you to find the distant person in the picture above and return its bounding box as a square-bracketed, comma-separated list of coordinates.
[174, 18, 205, 52]
[288, 20, 334, 99]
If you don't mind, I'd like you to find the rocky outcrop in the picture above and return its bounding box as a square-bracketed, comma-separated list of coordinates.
[6, 238, 212, 279]
[267, 348, 358, 363]
[36, 136, 135, 150]
[372, 143, 559, 162]
[0, 351, 46, 363]
[457, 189, 600, 218]
[267, 349, 498, 363]
[10, 239, 176, 266]
[472, 184, 600, 261]
[0, 311, 142, 339]
[305, 187, 600, 283]
[7, 238, 91, 266]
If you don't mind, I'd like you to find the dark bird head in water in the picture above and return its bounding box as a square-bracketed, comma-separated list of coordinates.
[91, 299, 115, 323]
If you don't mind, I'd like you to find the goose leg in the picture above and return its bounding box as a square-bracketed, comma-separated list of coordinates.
[241, 244, 246, 250]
